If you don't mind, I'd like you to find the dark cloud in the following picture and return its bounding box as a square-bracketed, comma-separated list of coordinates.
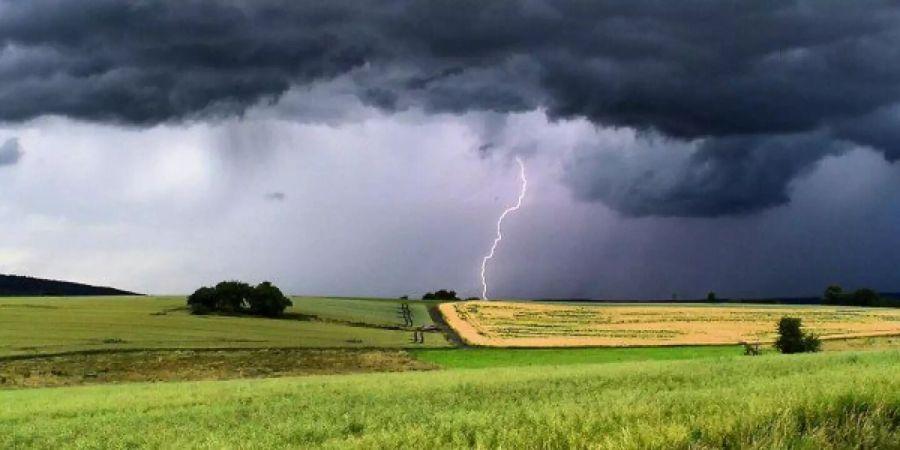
[0, 137, 21, 166]
[0, 0, 375, 124]
[2, 0, 900, 215]
[264, 192, 286, 202]
[567, 133, 848, 217]
[833, 105, 900, 162]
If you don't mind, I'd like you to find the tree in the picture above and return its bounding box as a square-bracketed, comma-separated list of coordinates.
[422, 289, 459, 300]
[187, 286, 216, 314]
[707, 291, 717, 302]
[851, 288, 879, 307]
[823, 285, 881, 306]
[248, 282, 293, 317]
[187, 281, 291, 317]
[212, 281, 253, 312]
[433, 289, 458, 300]
[774, 317, 821, 354]
[823, 285, 844, 304]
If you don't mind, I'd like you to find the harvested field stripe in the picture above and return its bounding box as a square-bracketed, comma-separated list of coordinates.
[440, 301, 900, 347]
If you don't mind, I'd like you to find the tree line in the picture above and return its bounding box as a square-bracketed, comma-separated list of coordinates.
[822, 285, 899, 307]
[421, 289, 459, 300]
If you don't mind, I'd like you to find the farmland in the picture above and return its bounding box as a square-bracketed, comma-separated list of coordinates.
[441, 300, 900, 347]
[0, 296, 448, 358]
[292, 296, 435, 327]
[2, 295, 899, 448]
[412, 345, 742, 369]
[0, 348, 435, 388]
[2, 350, 899, 448]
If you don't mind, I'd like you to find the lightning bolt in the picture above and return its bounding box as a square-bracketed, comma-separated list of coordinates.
[480, 156, 528, 300]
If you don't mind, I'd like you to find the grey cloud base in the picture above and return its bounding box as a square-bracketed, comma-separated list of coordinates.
[2, 0, 900, 217]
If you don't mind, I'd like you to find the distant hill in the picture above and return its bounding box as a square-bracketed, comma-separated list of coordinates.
[0, 274, 139, 296]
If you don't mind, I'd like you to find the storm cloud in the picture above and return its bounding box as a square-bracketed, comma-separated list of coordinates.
[566, 132, 851, 217]
[2, 0, 900, 216]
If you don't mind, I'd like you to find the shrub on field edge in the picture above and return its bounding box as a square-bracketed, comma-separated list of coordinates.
[774, 317, 821, 354]
[740, 341, 761, 356]
[188, 281, 292, 317]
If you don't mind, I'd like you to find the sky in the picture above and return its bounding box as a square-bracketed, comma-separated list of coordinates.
[2, 0, 900, 299]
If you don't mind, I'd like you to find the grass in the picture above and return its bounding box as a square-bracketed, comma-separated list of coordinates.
[822, 334, 900, 352]
[442, 300, 900, 347]
[0, 296, 449, 357]
[0, 349, 434, 389]
[5, 336, 895, 389]
[291, 296, 433, 327]
[1, 350, 898, 449]
[413, 335, 900, 369]
[411, 345, 742, 369]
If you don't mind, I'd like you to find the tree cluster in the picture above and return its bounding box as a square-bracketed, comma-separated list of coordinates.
[422, 289, 459, 300]
[774, 317, 821, 354]
[823, 285, 883, 307]
[187, 281, 292, 317]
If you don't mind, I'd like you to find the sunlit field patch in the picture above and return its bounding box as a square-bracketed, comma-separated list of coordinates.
[440, 301, 900, 347]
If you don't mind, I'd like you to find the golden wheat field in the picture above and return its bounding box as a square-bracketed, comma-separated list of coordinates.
[440, 301, 900, 347]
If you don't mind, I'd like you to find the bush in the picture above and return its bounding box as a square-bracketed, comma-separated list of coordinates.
[740, 341, 761, 356]
[802, 333, 822, 353]
[187, 281, 292, 317]
[774, 317, 821, 354]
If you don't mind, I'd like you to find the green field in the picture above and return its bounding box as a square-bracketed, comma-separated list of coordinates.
[0, 296, 448, 357]
[412, 345, 742, 369]
[291, 296, 434, 327]
[2, 351, 898, 448]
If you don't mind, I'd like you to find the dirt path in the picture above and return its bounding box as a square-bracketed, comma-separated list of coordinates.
[429, 303, 467, 347]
